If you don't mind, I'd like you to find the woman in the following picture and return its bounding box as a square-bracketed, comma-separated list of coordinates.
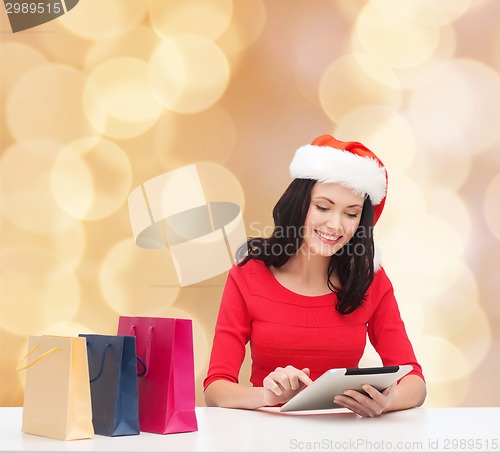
[203, 135, 426, 417]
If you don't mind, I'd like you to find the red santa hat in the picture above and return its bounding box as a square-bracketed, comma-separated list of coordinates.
[290, 134, 388, 224]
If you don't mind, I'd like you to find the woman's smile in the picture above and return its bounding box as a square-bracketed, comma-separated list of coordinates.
[314, 230, 342, 245]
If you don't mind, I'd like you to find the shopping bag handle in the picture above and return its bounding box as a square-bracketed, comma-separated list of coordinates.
[16, 346, 60, 371]
[88, 343, 112, 383]
[136, 355, 147, 377]
[86, 341, 148, 380]
[129, 324, 154, 378]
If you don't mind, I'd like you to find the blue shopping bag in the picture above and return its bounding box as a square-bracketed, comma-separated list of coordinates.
[79, 334, 140, 436]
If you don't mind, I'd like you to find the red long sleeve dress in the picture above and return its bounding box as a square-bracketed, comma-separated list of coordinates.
[204, 259, 424, 390]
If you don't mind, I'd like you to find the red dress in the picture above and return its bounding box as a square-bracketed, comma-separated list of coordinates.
[204, 259, 424, 390]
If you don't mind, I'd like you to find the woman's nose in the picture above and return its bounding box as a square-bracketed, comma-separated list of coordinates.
[325, 214, 341, 231]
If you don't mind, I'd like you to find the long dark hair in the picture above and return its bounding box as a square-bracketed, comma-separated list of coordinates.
[236, 179, 375, 314]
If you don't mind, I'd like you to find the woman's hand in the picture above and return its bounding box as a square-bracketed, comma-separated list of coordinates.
[263, 366, 313, 406]
[333, 374, 426, 417]
[333, 383, 397, 417]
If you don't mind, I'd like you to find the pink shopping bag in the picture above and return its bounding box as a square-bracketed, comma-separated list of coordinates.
[117, 317, 198, 434]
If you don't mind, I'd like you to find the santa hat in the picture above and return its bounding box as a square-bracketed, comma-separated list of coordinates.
[290, 135, 388, 224]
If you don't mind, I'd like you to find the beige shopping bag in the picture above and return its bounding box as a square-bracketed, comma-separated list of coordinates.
[18, 336, 94, 440]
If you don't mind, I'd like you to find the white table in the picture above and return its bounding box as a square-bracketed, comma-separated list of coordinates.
[1, 406, 499, 452]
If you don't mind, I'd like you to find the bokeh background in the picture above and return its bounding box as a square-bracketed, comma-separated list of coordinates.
[1, 0, 500, 408]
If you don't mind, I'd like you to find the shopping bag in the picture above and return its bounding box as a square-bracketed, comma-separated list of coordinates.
[79, 334, 140, 436]
[117, 317, 198, 434]
[18, 335, 94, 440]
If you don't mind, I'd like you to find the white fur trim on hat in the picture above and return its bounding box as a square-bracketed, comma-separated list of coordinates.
[290, 145, 387, 205]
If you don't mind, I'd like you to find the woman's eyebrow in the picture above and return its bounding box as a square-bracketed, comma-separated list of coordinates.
[313, 196, 334, 204]
[313, 196, 362, 208]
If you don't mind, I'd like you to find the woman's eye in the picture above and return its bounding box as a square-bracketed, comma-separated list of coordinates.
[346, 213, 359, 218]
[316, 205, 328, 212]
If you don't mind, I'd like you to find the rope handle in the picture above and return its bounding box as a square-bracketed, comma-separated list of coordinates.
[87, 341, 147, 380]
[129, 324, 154, 378]
[88, 343, 112, 383]
[16, 346, 60, 371]
[136, 355, 147, 377]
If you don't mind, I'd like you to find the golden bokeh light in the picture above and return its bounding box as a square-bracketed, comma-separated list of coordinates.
[494, 20, 500, 73]
[410, 59, 500, 153]
[216, 0, 266, 57]
[2, 19, 91, 70]
[44, 223, 87, 276]
[23, 321, 96, 338]
[0, 273, 81, 336]
[468, 0, 495, 11]
[84, 26, 161, 71]
[478, 247, 500, 320]
[1, 242, 81, 284]
[148, 35, 230, 113]
[59, 0, 148, 40]
[149, 0, 233, 41]
[425, 185, 471, 245]
[421, 265, 491, 373]
[334, 106, 417, 178]
[0, 222, 85, 283]
[448, 305, 491, 373]
[415, 336, 469, 383]
[381, 214, 465, 299]
[336, 0, 368, 20]
[195, 161, 245, 209]
[99, 239, 180, 315]
[355, 2, 440, 69]
[38, 23, 88, 65]
[378, 175, 427, 227]
[0, 42, 47, 105]
[154, 105, 236, 166]
[0, 140, 80, 233]
[395, 292, 426, 339]
[371, 0, 472, 27]
[483, 173, 500, 241]
[83, 57, 164, 139]
[422, 262, 478, 311]
[319, 54, 402, 124]
[292, 7, 348, 107]
[425, 379, 471, 408]
[386, 24, 456, 90]
[50, 138, 132, 220]
[6, 64, 100, 144]
[409, 118, 473, 190]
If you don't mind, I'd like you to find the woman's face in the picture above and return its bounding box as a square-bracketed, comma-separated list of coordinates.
[301, 182, 364, 258]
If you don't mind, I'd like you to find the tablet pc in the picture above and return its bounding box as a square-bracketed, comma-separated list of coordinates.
[279, 365, 413, 412]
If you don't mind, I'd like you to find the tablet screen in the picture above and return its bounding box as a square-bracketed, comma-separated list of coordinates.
[279, 365, 413, 412]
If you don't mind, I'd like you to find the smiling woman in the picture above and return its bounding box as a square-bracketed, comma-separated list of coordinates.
[203, 135, 426, 418]
[304, 184, 365, 260]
